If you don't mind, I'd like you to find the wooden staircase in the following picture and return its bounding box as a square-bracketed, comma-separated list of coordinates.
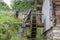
[53, 0, 60, 26]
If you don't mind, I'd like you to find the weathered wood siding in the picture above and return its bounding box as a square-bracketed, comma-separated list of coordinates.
[54, 0, 60, 26]
[37, 0, 43, 10]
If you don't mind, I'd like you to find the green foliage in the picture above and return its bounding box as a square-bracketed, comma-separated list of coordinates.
[37, 28, 47, 40]
[0, 3, 9, 10]
[0, 13, 45, 40]
[0, 12, 22, 40]
[0, 0, 35, 11]
[12, 0, 35, 11]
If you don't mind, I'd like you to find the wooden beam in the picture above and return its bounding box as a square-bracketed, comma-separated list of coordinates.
[26, 21, 44, 28]
[55, 2, 60, 5]
[37, 0, 43, 4]
[37, 4, 42, 6]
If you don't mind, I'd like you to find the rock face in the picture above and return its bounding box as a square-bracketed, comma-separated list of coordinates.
[47, 27, 60, 40]
[47, 29, 53, 40]
[0, 0, 3, 2]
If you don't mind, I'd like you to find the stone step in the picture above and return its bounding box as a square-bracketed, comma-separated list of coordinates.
[53, 26, 60, 30]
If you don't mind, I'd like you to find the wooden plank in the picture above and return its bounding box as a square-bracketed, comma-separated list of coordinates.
[54, 0, 60, 26]
[55, 8, 60, 11]
[37, 0, 43, 4]
[55, 2, 60, 5]
[37, 5, 42, 8]
[55, 11, 60, 14]
[37, 0, 43, 11]
[55, 11, 60, 25]
[54, 0, 60, 2]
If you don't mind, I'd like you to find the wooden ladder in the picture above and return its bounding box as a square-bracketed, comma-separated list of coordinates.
[30, 9, 37, 40]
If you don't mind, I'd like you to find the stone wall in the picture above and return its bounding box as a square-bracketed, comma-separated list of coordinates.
[47, 29, 53, 40]
[47, 27, 60, 40]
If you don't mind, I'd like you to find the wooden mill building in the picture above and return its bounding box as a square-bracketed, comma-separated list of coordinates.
[22, 0, 60, 40]
[37, 0, 60, 40]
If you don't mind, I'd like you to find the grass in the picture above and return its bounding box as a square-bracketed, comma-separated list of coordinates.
[37, 28, 41, 40]
[26, 28, 46, 40]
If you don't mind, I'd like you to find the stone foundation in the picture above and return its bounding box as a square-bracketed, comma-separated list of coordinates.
[47, 27, 60, 40]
